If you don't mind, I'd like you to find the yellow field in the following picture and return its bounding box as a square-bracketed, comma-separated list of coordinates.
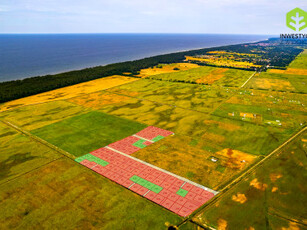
[247, 78, 295, 91]
[137, 63, 199, 77]
[0, 75, 138, 112]
[207, 51, 259, 57]
[68, 91, 131, 109]
[268, 68, 307, 75]
[185, 56, 261, 69]
[195, 68, 228, 84]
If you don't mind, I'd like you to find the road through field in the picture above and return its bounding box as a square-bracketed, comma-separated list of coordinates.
[1, 120, 76, 160]
[240, 71, 257, 88]
[176, 125, 307, 228]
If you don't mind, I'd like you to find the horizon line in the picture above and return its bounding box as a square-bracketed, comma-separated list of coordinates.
[0, 32, 279, 36]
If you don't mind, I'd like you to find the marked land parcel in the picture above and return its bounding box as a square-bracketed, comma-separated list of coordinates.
[75, 126, 217, 217]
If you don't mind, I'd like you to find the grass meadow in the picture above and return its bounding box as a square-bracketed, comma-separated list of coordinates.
[31, 111, 147, 157]
[0, 123, 60, 184]
[193, 131, 307, 230]
[0, 158, 183, 230]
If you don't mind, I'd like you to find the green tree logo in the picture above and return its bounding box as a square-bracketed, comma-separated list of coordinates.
[287, 8, 307, 31]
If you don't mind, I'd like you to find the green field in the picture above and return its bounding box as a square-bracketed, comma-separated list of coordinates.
[193, 131, 307, 230]
[213, 69, 254, 87]
[200, 115, 296, 156]
[106, 79, 236, 114]
[0, 100, 90, 131]
[0, 158, 183, 230]
[146, 65, 216, 82]
[31, 111, 147, 157]
[70, 92, 211, 136]
[212, 89, 307, 129]
[246, 72, 307, 93]
[288, 49, 307, 69]
[68, 89, 297, 156]
[132, 134, 258, 190]
[147, 66, 253, 87]
[0, 123, 60, 184]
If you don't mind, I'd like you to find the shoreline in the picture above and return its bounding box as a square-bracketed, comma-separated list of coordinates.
[0, 37, 271, 83]
[3, 36, 292, 104]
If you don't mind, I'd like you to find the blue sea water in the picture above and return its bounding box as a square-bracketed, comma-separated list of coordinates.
[0, 33, 270, 82]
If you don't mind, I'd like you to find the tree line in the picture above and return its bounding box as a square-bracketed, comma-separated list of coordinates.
[0, 38, 303, 103]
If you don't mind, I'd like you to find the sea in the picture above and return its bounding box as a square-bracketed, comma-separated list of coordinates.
[0, 33, 271, 82]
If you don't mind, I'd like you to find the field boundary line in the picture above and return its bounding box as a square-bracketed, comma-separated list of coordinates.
[219, 126, 306, 192]
[0, 157, 63, 187]
[176, 126, 307, 228]
[268, 208, 307, 227]
[1, 120, 76, 160]
[240, 71, 257, 88]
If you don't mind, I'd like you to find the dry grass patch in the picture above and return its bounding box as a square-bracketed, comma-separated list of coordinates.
[217, 219, 228, 230]
[270, 173, 283, 182]
[281, 222, 301, 230]
[232, 193, 247, 204]
[216, 149, 257, 170]
[247, 78, 295, 91]
[250, 178, 268, 191]
[195, 68, 228, 84]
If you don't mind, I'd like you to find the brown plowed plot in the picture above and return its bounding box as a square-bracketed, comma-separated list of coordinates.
[132, 134, 257, 190]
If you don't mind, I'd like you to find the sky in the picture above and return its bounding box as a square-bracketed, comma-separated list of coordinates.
[0, 0, 307, 34]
